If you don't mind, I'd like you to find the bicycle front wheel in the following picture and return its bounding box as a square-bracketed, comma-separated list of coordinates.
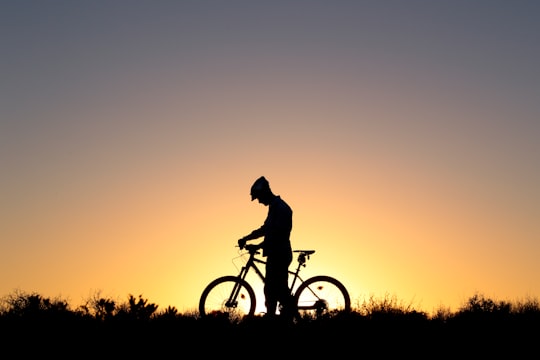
[199, 276, 256, 321]
[294, 275, 351, 318]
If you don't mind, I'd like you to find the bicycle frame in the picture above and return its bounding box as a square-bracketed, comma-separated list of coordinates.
[228, 247, 310, 309]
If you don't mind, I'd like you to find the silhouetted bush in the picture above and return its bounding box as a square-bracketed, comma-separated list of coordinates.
[1, 290, 539, 356]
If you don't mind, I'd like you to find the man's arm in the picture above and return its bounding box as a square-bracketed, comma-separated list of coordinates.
[238, 225, 266, 248]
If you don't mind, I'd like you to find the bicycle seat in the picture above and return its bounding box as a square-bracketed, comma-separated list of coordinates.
[294, 250, 315, 255]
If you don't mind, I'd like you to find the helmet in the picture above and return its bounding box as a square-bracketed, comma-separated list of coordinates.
[250, 176, 270, 201]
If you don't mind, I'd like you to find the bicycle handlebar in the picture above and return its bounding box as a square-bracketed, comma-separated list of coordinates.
[242, 244, 261, 254]
[238, 243, 316, 262]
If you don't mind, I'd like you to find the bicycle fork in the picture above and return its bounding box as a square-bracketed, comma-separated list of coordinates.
[226, 261, 251, 309]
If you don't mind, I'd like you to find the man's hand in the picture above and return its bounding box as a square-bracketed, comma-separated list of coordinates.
[238, 237, 247, 249]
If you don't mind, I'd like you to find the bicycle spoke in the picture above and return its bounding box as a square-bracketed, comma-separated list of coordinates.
[199, 276, 256, 321]
[294, 276, 350, 318]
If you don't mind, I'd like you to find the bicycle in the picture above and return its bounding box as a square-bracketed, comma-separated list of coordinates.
[199, 243, 351, 321]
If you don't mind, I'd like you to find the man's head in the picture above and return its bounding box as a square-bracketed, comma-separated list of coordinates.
[250, 176, 273, 204]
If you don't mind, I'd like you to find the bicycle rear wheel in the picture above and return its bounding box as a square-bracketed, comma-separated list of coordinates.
[199, 275, 256, 321]
[293, 275, 351, 318]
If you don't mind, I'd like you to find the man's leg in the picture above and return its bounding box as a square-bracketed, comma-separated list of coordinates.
[264, 285, 278, 317]
[276, 260, 294, 321]
[265, 261, 279, 317]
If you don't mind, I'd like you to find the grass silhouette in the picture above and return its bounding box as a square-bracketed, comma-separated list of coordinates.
[1, 290, 538, 357]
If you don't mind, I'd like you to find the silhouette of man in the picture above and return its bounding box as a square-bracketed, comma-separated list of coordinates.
[238, 176, 294, 320]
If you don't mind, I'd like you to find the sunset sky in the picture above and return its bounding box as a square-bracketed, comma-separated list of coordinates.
[1, 1, 539, 315]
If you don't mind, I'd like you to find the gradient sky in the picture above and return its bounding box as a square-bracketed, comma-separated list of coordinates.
[1, 1, 539, 315]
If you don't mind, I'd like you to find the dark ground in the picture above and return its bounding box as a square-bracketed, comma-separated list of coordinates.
[2, 312, 537, 358]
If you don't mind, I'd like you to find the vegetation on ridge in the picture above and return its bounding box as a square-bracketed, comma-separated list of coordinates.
[1, 289, 538, 356]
